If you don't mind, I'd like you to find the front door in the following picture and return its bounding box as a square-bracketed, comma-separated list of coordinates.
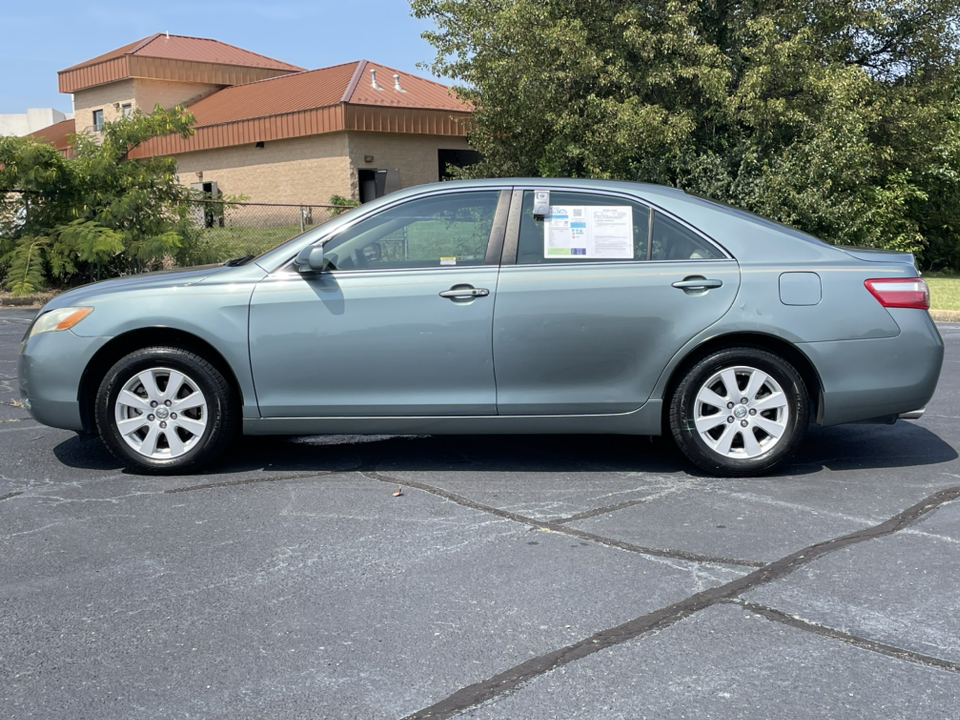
[249, 189, 507, 417]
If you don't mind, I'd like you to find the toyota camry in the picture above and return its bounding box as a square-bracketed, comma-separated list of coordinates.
[18, 179, 943, 476]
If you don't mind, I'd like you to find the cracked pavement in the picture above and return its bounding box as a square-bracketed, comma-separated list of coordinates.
[1, 308, 959, 719]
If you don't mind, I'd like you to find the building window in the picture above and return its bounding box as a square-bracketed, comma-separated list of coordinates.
[121, 104, 132, 120]
[92, 109, 103, 132]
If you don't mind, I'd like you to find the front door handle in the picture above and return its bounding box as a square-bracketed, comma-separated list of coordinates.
[672, 276, 723, 291]
[439, 285, 490, 300]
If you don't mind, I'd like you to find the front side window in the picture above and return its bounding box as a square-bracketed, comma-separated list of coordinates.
[516, 190, 651, 264]
[92, 109, 104, 131]
[320, 191, 501, 271]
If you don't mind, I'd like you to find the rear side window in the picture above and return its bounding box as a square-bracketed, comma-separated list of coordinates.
[651, 211, 724, 260]
[516, 190, 651, 264]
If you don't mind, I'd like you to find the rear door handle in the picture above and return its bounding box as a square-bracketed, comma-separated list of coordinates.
[672, 277, 723, 291]
[439, 285, 490, 300]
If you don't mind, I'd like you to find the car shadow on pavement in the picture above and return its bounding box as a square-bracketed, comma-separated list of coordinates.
[52, 432, 683, 476]
[51, 421, 957, 479]
[783, 421, 957, 474]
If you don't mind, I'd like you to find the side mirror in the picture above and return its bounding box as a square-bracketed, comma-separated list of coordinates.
[294, 244, 325, 273]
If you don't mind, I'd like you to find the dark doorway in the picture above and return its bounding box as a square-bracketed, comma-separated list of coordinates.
[358, 169, 400, 203]
[191, 181, 224, 228]
[438, 149, 483, 180]
[359, 169, 378, 203]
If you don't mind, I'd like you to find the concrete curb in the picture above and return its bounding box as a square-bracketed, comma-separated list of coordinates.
[930, 309, 960, 323]
[0, 293, 55, 309]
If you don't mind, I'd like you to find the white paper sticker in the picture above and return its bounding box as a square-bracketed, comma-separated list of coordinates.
[544, 206, 633, 259]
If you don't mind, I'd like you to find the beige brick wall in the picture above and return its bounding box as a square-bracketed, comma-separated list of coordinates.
[173, 133, 353, 204]
[72, 78, 223, 136]
[73, 80, 136, 133]
[171, 131, 474, 203]
[134, 78, 223, 113]
[346, 132, 473, 198]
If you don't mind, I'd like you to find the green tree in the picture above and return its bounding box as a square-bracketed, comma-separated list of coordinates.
[412, 0, 960, 267]
[0, 106, 201, 294]
[328, 194, 362, 216]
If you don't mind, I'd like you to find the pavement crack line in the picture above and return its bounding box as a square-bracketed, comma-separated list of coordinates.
[395, 483, 960, 720]
[728, 600, 960, 674]
[361, 470, 761, 569]
[165, 467, 362, 494]
[0, 491, 23, 502]
[554, 486, 689, 525]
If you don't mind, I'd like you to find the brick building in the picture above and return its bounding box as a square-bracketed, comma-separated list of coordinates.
[30, 34, 476, 204]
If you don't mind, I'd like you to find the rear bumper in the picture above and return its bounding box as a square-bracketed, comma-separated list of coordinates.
[801, 310, 943, 427]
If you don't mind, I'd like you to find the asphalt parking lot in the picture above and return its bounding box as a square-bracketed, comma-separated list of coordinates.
[2, 307, 959, 719]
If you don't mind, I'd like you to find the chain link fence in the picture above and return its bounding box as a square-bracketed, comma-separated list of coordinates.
[187, 200, 355, 262]
[0, 193, 357, 292]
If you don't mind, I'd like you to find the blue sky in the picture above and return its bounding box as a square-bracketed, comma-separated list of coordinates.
[1, 1, 445, 114]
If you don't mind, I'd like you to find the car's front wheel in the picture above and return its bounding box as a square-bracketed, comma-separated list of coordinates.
[95, 347, 236, 474]
[669, 347, 809, 476]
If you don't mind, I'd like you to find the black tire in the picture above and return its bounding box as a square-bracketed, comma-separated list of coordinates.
[669, 347, 809, 477]
[95, 346, 237, 474]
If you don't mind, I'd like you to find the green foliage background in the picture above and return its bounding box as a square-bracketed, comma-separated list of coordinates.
[412, 0, 960, 269]
[0, 106, 209, 295]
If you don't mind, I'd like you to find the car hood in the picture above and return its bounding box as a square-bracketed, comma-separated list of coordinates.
[42, 264, 230, 311]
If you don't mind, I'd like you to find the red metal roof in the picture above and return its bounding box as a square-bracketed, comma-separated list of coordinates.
[27, 118, 75, 152]
[185, 60, 469, 129]
[62, 37, 147, 71]
[347, 61, 470, 111]
[63, 33, 303, 73]
[187, 62, 361, 127]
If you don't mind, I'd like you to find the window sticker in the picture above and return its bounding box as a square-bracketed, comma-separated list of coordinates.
[440, 257, 457, 266]
[544, 206, 633, 259]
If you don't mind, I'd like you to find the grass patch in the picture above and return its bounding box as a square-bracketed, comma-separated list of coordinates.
[924, 273, 960, 311]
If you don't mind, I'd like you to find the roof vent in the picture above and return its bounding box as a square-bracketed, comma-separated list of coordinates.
[393, 74, 406, 93]
[370, 68, 383, 91]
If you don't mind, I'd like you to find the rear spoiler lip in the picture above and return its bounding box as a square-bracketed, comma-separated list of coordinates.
[836, 246, 916, 268]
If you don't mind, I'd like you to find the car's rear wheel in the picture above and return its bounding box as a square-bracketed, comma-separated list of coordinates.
[669, 347, 809, 476]
[95, 347, 236, 474]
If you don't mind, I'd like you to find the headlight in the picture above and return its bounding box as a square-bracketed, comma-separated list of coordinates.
[27, 307, 94, 339]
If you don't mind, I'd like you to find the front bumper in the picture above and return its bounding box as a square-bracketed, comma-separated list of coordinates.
[18, 330, 110, 433]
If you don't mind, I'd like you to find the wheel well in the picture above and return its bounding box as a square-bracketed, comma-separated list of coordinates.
[78, 328, 244, 436]
[660, 333, 823, 430]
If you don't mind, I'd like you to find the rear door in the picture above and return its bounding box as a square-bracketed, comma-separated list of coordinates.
[492, 188, 741, 415]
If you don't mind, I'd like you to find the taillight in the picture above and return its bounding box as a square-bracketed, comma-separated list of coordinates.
[864, 278, 930, 310]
